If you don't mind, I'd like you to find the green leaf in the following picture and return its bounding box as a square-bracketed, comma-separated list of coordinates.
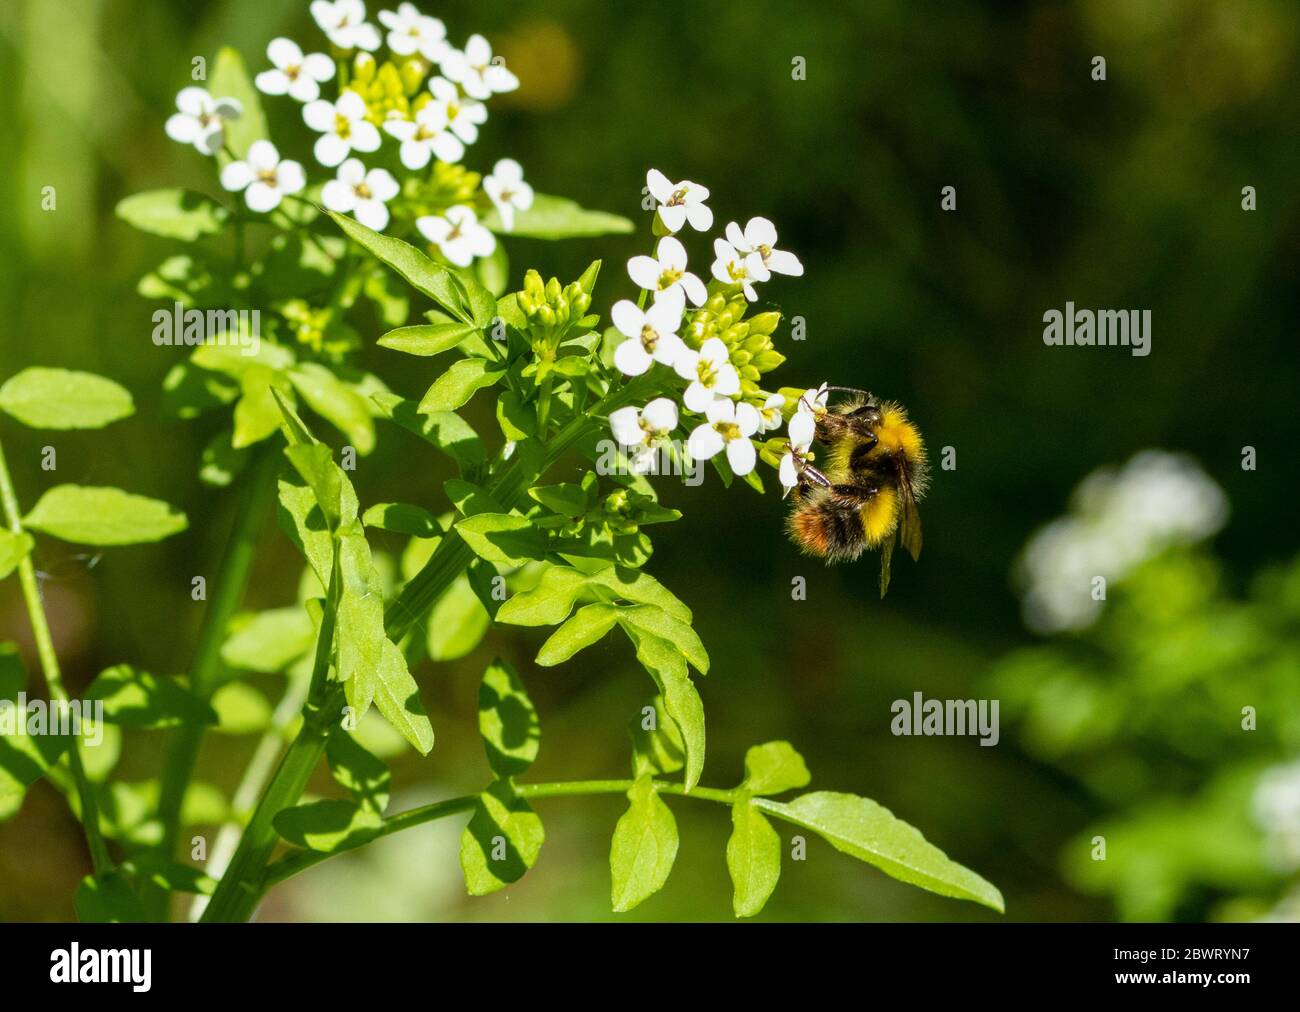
[289, 363, 376, 455]
[0, 530, 33, 581]
[535, 603, 620, 666]
[459, 780, 544, 895]
[481, 193, 635, 239]
[496, 389, 536, 441]
[377, 322, 480, 357]
[1, 644, 70, 822]
[273, 798, 383, 853]
[609, 776, 678, 912]
[727, 798, 782, 917]
[372, 638, 435, 755]
[444, 479, 507, 517]
[127, 857, 216, 895]
[497, 564, 691, 628]
[75, 870, 144, 923]
[83, 664, 218, 729]
[617, 605, 709, 674]
[528, 482, 590, 516]
[161, 362, 239, 420]
[115, 188, 229, 241]
[755, 792, 1006, 913]
[23, 485, 187, 545]
[209, 682, 272, 734]
[473, 241, 510, 296]
[199, 428, 248, 487]
[233, 366, 288, 448]
[620, 624, 706, 791]
[363, 502, 442, 538]
[221, 607, 315, 673]
[418, 358, 504, 413]
[454, 512, 546, 567]
[326, 731, 391, 815]
[427, 573, 490, 661]
[478, 657, 539, 778]
[0, 368, 134, 430]
[372, 393, 485, 476]
[286, 443, 344, 531]
[741, 741, 811, 796]
[630, 695, 686, 778]
[210, 46, 267, 159]
[326, 209, 479, 322]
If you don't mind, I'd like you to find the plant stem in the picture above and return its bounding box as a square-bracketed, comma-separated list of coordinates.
[260, 778, 739, 891]
[147, 444, 279, 917]
[0, 435, 111, 874]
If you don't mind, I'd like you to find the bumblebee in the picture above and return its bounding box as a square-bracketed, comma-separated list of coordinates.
[787, 388, 929, 596]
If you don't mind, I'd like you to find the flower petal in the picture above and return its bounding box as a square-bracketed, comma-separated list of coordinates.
[687, 424, 724, 462]
[609, 406, 644, 446]
[641, 397, 679, 434]
[725, 436, 757, 475]
[610, 300, 644, 339]
[614, 338, 653, 377]
[627, 255, 661, 291]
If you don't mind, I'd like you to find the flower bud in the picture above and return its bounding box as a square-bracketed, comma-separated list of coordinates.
[721, 323, 749, 345]
[705, 293, 727, 314]
[524, 270, 545, 302]
[538, 305, 557, 327]
[545, 277, 562, 303]
[730, 349, 753, 367]
[747, 311, 781, 336]
[753, 350, 786, 373]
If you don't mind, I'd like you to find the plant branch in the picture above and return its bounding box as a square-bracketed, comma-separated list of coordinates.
[0, 434, 112, 874]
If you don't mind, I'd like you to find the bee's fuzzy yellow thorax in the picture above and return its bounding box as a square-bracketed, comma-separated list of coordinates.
[874, 403, 924, 462]
[860, 484, 899, 546]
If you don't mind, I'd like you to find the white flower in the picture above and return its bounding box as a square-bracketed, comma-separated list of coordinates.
[441, 34, 519, 100]
[645, 169, 712, 233]
[798, 383, 829, 416]
[610, 398, 679, 448]
[383, 104, 463, 169]
[673, 337, 740, 413]
[780, 408, 816, 495]
[627, 236, 707, 307]
[321, 158, 399, 231]
[164, 87, 243, 156]
[219, 140, 305, 213]
[610, 295, 686, 377]
[303, 90, 382, 167]
[415, 205, 496, 267]
[310, 0, 381, 51]
[711, 238, 759, 302]
[483, 159, 534, 232]
[426, 77, 488, 145]
[725, 216, 803, 279]
[255, 38, 335, 103]
[787, 407, 816, 448]
[687, 399, 761, 476]
[378, 3, 449, 61]
[757, 393, 785, 433]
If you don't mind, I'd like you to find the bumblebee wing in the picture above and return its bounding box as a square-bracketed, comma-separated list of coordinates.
[878, 529, 894, 597]
[898, 468, 923, 562]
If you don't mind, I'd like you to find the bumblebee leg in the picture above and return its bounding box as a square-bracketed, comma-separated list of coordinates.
[829, 483, 878, 502]
[799, 463, 832, 488]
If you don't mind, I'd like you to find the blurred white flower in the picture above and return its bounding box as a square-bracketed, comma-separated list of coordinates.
[725, 216, 803, 278]
[303, 91, 382, 167]
[687, 399, 761, 475]
[711, 238, 758, 301]
[164, 87, 242, 156]
[610, 295, 686, 377]
[1254, 760, 1300, 872]
[383, 104, 463, 169]
[426, 77, 487, 145]
[441, 34, 519, 99]
[627, 236, 707, 307]
[1017, 451, 1229, 634]
[378, 3, 449, 61]
[255, 38, 335, 103]
[310, 0, 381, 51]
[415, 205, 495, 267]
[674, 337, 740, 413]
[321, 158, 399, 231]
[220, 140, 305, 213]
[645, 169, 712, 233]
[483, 159, 534, 232]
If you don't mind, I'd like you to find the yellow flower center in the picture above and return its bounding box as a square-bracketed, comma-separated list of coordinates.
[658, 268, 682, 290]
[640, 325, 659, 352]
[668, 186, 688, 207]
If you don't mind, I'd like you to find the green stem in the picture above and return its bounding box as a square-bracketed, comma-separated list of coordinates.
[148, 444, 279, 916]
[261, 778, 738, 890]
[0, 435, 111, 873]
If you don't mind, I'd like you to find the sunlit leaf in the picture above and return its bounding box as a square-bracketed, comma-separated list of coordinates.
[0, 368, 134, 430]
[478, 658, 539, 778]
[609, 776, 678, 912]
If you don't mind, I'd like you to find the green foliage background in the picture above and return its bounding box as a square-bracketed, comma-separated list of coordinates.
[2, 0, 1299, 921]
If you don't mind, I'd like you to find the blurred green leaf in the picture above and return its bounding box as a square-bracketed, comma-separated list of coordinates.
[0, 530, 33, 581]
[115, 188, 229, 241]
[0, 368, 134, 430]
[210, 46, 267, 159]
[326, 731, 391, 815]
[427, 573, 490, 661]
[481, 193, 634, 239]
[274, 799, 383, 853]
[83, 665, 217, 729]
[23, 486, 187, 545]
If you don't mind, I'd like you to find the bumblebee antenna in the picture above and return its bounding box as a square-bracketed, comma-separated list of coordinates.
[825, 386, 875, 398]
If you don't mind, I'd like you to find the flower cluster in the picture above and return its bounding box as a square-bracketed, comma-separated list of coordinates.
[164, 0, 529, 267]
[603, 170, 818, 490]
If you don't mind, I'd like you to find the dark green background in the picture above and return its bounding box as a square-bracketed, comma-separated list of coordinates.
[2, 0, 1298, 921]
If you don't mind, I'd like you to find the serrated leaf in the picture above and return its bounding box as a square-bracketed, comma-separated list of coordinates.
[481, 193, 634, 239]
[115, 188, 229, 241]
[0, 368, 134, 430]
[427, 573, 490, 661]
[755, 791, 1005, 913]
[22, 485, 187, 546]
[609, 776, 678, 912]
[741, 741, 811, 795]
[83, 664, 217, 729]
[478, 658, 539, 778]
[459, 780, 544, 895]
[535, 603, 620, 666]
[417, 358, 504, 413]
[273, 798, 383, 853]
[727, 798, 781, 917]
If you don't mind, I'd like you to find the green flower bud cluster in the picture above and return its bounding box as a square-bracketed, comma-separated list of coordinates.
[516, 269, 594, 357]
[348, 52, 427, 124]
[598, 488, 678, 535]
[277, 299, 358, 358]
[684, 286, 786, 400]
[406, 162, 482, 218]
